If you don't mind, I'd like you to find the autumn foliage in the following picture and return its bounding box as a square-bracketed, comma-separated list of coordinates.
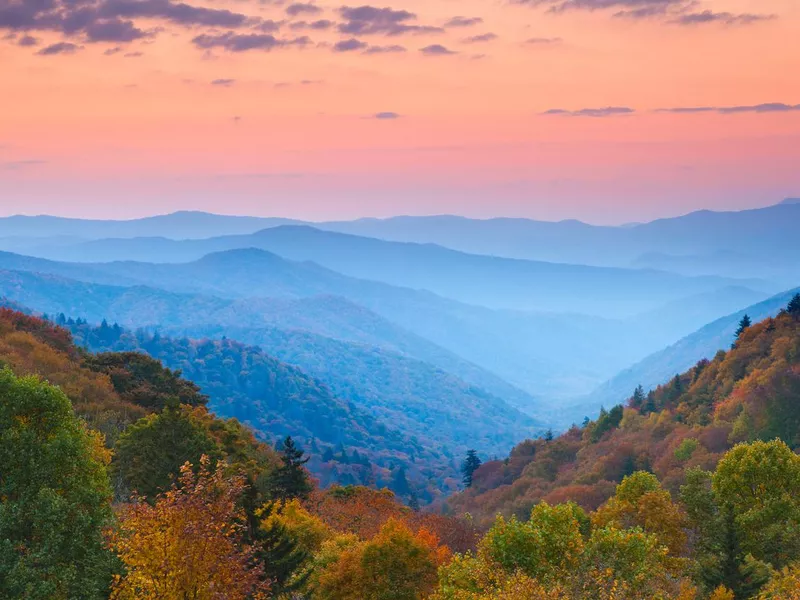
[109, 457, 270, 600]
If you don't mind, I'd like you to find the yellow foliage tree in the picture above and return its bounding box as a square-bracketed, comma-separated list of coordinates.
[109, 456, 270, 600]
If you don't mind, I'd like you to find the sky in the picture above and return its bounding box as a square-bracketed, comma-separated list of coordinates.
[1, 0, 799, 224]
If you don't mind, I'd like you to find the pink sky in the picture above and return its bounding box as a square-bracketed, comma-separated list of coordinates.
[1, 0, 799, 223]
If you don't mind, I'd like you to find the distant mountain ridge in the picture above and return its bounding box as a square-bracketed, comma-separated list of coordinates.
[0, 248, 765, 403]
[1, 225, 775, 317]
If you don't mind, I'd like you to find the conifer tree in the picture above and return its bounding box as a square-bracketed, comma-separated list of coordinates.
[733, 314, 751, 347]
[788, 293, 800, 317]
[270, 436, 312, 501]
[462, 450, 482, 488]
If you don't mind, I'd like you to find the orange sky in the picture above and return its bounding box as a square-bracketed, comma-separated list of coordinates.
[1, 0, 799, 222]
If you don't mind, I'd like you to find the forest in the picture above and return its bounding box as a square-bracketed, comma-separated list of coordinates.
[1, 295, 799, 599]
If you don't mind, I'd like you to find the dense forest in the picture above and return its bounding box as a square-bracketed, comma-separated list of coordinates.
[1, 298, 800, 599]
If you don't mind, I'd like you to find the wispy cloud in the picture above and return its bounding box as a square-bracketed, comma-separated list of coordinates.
[420, 44, 456, 56]
[286, 3, 322, 17]
[0, 159, 47, 170]
[192, 33, 311, 52]
[211, 78, 236, 86]
[338, 5, 443, 36]
[37, 42, 82, 55]
[462, 33, 497, 43]
[373, 112, 401, 119]
[525, 36, 563, 45]
[657, 103, 800, 114]
[444, 16, 483, 27]
[543, 106, 635, 117]
[669, 10, 776, 26]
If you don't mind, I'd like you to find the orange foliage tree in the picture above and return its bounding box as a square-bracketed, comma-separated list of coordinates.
[109, 456, 270, 600]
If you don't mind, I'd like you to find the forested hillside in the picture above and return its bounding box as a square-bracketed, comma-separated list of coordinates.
[4, 300, 800, 599]
[22, 310, 532, 500]
[446, 299, 800, 530]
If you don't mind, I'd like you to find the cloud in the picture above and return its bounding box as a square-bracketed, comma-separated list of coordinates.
[17, 34, 38, 46]
[104, 45, 123, 55]
[444, 16, 482, 27]
[286, 2, 322, 16]
[84, 18, 147, 42]
[373, 111, 400, 119]
[462, 32, 497, 43]
[669, 10, 776, 26]
[338, 5, 443, 36]
[256, 19, 284, 33]
[0, 0, 259, 50]
[513, 0, 683, 12]
[211, 78, 235, 86]
[289, 19, 333, 30]
[192, 32, 310, 51]
[124, 50, 143, 57]
[419, 44, 456, 56]
[525, 36, 562, 44]
[0, 159, 47, 170]
[363, 43, 405, 53]
[657, 103, 800, 114]
[333, 37, 367, 51]
[543, 106, 635, 117]
[36, 41, 82, 55]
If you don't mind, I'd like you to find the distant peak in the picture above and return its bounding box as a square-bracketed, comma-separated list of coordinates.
[780, 197, 800, 205]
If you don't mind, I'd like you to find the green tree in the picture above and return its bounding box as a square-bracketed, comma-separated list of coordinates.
[480, 502, 587, 585]
[0, 368, 114, 599]
[712, 439, 800, 569]
[270, 436, 313, 501]
[462, 450, 482, 488]
[787, 293, 800, 317]
[113, 404, 219, 500]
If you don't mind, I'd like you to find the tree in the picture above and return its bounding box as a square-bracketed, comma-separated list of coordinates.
[110, 457, 270, 600]
[480, 502, 586, 585]
[270, 436, 313, 501]
[255, 501, 314, 595]
[712, 439, 800, 569]
[733, 314, 752, 347]
[788, 293, 800, 317]
[113, 405, 219, 500]
[462, 450, 482, 488]
[735, 315, 752, 338]
[0, 368, 114, 599]
[593, 471, 687, 561]
[313, 518, 446, 600]
[631, 385, 646, 407]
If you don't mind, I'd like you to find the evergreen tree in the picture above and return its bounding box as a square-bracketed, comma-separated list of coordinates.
[270, 436, 312, 501]
[544, 428, 554, 442]
[733, 314, 751, 347]
[249, 499, 311, 595]
[408, 491, 420, 511]
[391, 465, 411, 497]
[462, 450, 482, 488]
[788, 293, 800, 317]
[632, 385, 646, 407]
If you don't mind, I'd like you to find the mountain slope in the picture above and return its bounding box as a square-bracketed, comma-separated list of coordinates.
[0, 259, 541, 408]
[445, 302, 800, 527]
[582, 286, 800, 412]
[0, 271, 538, 456]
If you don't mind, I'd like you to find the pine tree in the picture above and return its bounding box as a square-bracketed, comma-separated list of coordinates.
[270, 436, 312, 501]
[632, 385, 646, 407]
[733, 315, 751, 347]
[788, 293, 800, 317]
[391, 465, 411, 497]
[248, 499, 310, 595]
[462, 450, 482, 488]
[544, 428, 554, 442]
